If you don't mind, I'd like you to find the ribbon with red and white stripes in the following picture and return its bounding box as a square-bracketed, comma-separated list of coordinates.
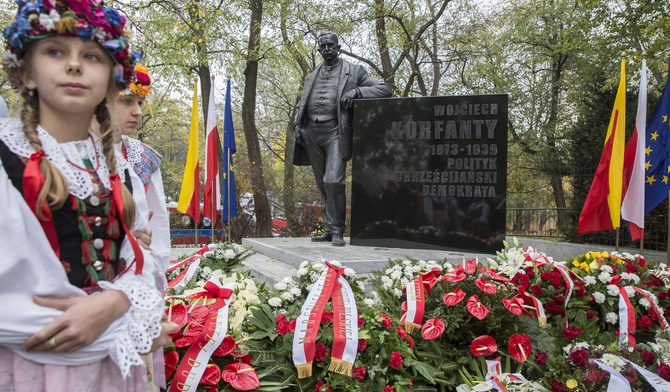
[554, 264, 574, 328]
[402, 275, 426, 334]
[167, 244, 216, 273]
[168, 278, 234, 392]
[618, 286, 637, 348]
[292, 262, 358, 378]
[632, 286, 670, 330]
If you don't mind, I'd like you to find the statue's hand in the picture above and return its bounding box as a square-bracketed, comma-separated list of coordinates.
[341, 89, 358, 110]
[294, 125, 304, 145]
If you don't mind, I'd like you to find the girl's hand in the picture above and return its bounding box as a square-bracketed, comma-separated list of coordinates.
[147, 313, 179, 354]
[22, 290, 130, 353]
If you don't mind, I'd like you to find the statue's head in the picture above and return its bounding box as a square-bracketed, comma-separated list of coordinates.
[317, 32, 340, 63]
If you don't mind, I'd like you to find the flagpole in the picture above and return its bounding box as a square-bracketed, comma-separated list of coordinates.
[667, 189, 669, 264]
[227, 148, 231, 243]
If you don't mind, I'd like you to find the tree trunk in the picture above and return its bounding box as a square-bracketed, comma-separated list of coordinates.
[551, 174, 567, 228]
[242, 0, 272, 237]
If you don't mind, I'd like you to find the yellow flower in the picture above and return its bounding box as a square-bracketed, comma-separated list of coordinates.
[135, 64, 149, 74]
[589, 260, 599, 271]
[572, 260, 580, 268]
[566, 379, 578, 389]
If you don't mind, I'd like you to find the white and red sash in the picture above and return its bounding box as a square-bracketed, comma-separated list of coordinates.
[168, 279, 234, 392]
[618, 286, 637, 347]
[292, 262, 358, 378]
[402, 275, 426, 334]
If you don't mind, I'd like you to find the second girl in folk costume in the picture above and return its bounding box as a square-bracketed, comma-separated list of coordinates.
[0, 0, 171, 390]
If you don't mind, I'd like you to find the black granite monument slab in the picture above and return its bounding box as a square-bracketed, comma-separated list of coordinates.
[350, 94, 508, 253]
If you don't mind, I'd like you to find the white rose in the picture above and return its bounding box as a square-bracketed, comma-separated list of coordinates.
[268, 297, 282, 307]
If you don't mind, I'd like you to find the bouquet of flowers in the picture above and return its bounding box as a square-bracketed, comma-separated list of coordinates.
[163, 243, 265, 392]
[241, 259, 440, 392]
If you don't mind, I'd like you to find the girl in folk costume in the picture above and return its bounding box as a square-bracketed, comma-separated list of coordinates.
[114, 61, 171, 294]
[0, 1, 171, 390]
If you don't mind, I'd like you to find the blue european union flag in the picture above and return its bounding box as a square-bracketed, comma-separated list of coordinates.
[221, 79, 238, 222]
[644, 61, 670, 215]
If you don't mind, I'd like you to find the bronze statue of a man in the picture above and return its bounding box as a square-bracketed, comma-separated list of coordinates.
[293, 32, 392, 246]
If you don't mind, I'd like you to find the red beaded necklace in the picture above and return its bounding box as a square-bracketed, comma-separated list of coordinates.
[66, 134, 100, 174]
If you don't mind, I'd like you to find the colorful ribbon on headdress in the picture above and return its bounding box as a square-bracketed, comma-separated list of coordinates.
[169, 279, 235, 392]
[293, 262, 358, 378]
[110, 174, 143, 276]
[22, 150, 60, 258]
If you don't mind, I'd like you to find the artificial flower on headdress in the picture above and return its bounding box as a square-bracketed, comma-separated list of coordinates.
[124, 63, 151, 98]
[1, 0, 135, 89]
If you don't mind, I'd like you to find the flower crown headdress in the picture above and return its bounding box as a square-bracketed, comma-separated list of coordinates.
[2, 0, 135, 89]
[123, 63, 151, 98]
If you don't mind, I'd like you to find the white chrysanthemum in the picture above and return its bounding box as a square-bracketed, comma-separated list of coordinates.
[605, 312, 618, 324]
[201, 266, 212, 276]
[385, 268, 394, 275]
[280, 292, 294, 302]
[402, 260, 412, 266]
[344, 267, 356, 277]
[607, 284, 620, 297]
[297, 268, 308, 276]
[419, 260, 427, 268]
[393, 288, 403, 298]
[38, 10, 60, 31]
[412, 265, 422, 273]
[598, 271, 612, 283]
[289, 287, 302, 296]
[600, 265, 613, 274]
[363, 298, 375, 307]
[390, 270, 402, 280]
[274, 281, 288, 291]
[639, 297, 651, 309]
[203, 251, 215, 258]
[575, 341, 590, 350]
[583, 276, 597, 286]
[223, 249, 236, 260]
[309, 272, 321, 282]
[313, 263, 325, 271]
[593, 292, 606, 304]
[300, 260, 309, 269]
[601, 354, 625, 372]
[625, 286, 635, 298]
[212, 269, 224, 278]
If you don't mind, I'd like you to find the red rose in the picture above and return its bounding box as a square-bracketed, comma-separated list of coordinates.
[315, 381, 332, 392]
[530, 285, 543, 295]
[383, 386, 394, 392]
[358, 316, 366, 328]
[563, 326, 583, 340]
[550, 380, 565, 392]
[568, 348, 590, 366]
[358, 339, 367, 351]
[534, 352, 548, 365]
[540, 272, 552, 281]
[554, 295, 565, 305]
[545, 301, 557, 313]
[135, 71, 151, 86]
[314, 343, 328, 362]
[549, 278, 562, 288]
[352, 366, 366, 381]
[586, 310, 597, 319]
[657, 363, 670, 381]
[658, 292, 668, 300]
[639, 315, 653, 330]
[555, 307, 566, 316]
[390, 351, 403, 369]
[641, 349, 656, 365]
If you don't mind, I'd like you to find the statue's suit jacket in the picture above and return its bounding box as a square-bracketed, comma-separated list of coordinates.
[293, 59, 392, 166]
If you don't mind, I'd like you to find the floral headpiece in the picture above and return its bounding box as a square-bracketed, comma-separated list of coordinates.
[2, 0, 135, 89]
[122, 63, 151, 98]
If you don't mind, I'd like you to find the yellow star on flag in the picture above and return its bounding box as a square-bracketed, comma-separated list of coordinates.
[646, 175, 656, 186]
[230, 164, 234, 172]
[663, 115, 668, 123]
[651, 131, 659, 141]
[645, 161, 652, 170]
[664, 175, 669, 185]
[645, 146, 652, 156]
[222, 172, 227, 179]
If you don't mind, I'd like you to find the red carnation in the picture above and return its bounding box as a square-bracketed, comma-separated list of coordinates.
[315, 381, 332, 392]
[406, 335, 415, 349]
[135, 71, 151, 86]
[314, 343, 328, 362]
[352, 366, 366, 381]
[568, 348, 590, 366]
[639, 315, 653, 330]
[358, 338, 367, 351]
[396, 326, 407, 339]
[390, 351, 403, 369]
[321, 311, 333, 325]
[358, 316, 366, 327]
[563, 326, 583, 340]
[380, 313, 392, 329]
[383, 386, 394, 392]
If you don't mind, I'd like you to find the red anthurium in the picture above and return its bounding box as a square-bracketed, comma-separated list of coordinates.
[508, 334, 532, 363]
[443, 287, 466, 306]
[485, 268, 512, 283]
[466, 295, 490, 320]
[421, 318, 445, 340]
[201, 362, 222, 386]
[166, 303, 188, 331]
[221, 362, 261, 390]
[475, 277, 498, 295]
[422, 268, 443, 294]
[463, 259, 478, 274]
[443, 269, 466, 283]
[164, 350, 179, 379]
[213, 335, 237, 356]
[173, 324, 204, 348]
[188, 305, 212, 326]
[502, 298, 523, 316]
[470, 335, 498, 357]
